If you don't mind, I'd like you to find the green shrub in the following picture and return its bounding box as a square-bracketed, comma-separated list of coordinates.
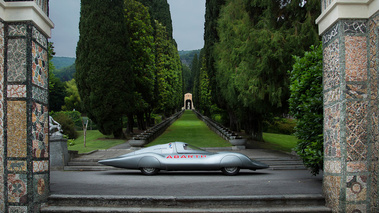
[265, 117, 296, 135]
[51, 112, 79, 139]
[289, 44, 323, 175]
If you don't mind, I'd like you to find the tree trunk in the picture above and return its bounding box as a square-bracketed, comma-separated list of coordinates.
[137, 112, 146, 130]
[113, 118, 125, 139]
[250, 113, 264, 142]
[228, 110, 240, 132]
[126, 113, 134, 135]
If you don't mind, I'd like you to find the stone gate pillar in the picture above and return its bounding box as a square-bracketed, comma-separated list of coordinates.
[317, 0, 378, 212]
[0, 0, 53, 212]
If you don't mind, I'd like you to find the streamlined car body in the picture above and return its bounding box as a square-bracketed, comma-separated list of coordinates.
[99, 142, 269, 175]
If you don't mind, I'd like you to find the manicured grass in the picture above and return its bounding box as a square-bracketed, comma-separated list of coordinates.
[68, 130, 127, 153]
[147, 111, 231, 148]
[260, 132, 298, 152]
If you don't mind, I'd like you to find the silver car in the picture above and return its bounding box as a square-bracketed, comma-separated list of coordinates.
[99, 142, 269, 175]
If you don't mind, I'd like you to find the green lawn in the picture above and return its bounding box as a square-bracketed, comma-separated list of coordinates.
[261, 132, 298, 152]
[147, 111, 231, 147]
[68, 111, 298, 153]
[68, 130, 126, 153]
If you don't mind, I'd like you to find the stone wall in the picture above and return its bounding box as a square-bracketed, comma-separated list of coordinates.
[0, 1, 53, 211]
[3, 21, 50, 213]
[322, 11, 379, 213]
[0, 19, 5, 213]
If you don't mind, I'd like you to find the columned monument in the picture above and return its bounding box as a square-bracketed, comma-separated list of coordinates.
[0, 0, 53, 212]
[316, 0, 378, 212]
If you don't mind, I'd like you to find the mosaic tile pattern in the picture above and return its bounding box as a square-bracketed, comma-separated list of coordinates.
[7, 39, 27, 82]
[8, 206, 27, 213]
[7, 85, 27, 98]
[32, 41, 48, 89]
[7, 101, 27, 158]
[32, 26, 47, 49]
[323, 23, 339, 44]
[368, 13, 379, 212]
[33, 174, 48, 202]
[347, 175, 367, 201]
[32, 86, 48, 104]
[7, 161, 27, 172]
[0, 20, 5, 213]
[323, 39, 340, 90]
[324, 87, 341, 105]
[7, 24, 27, 37]
[324, 160, 342, 174]
[344, 21, 367, 34]
[8, 174, 27, 203]
[345, 36, 368, 82]
[32, 102, 48, 158]
[323, 175, 341, 210]
[346, 83, 367, 99]
[346, 204, 367, 213]
[346, 101, 368, 162]
[33, 160, 49, 173]
[324, 103, 341, 158]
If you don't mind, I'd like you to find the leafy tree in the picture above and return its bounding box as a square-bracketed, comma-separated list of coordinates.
[124, 0, 156, 130]
[182, 64, 192, 93]
[289, 44, 323, 175]
[48, 42, 66, 112]
[204, 0, 226, 108]
[154, 20, 183, 117]
[137, 0, 173, 39]
[62, 79, 82, 112]
[210, 0, 320, 141]
[76, 0, 133, 138]
[54, 63, 76, 82]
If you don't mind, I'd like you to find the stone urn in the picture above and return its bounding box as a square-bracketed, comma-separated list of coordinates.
[129, 138, 147, 148]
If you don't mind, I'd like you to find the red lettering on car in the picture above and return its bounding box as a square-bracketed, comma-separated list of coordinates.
[201, 155, 206, 158]
[188, 155, 193, 158]
[167, 155, 172, 159]
[174, 155, 179, 158]
[181, 155, 186, 158]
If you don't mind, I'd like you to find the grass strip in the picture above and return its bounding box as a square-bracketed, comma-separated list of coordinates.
[260, 132, 298, 152]
[69, 130, 126, 154]
[147, 110, 231, 147]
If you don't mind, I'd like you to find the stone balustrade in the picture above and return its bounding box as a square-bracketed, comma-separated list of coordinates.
[129, 110, 184, 148]
[193, 110, 246, 149]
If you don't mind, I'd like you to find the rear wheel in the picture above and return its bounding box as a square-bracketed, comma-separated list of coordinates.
[140, 167, 159, 175]
[221, 167, 240, 176]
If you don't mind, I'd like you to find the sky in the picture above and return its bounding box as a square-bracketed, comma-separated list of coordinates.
[49, 0, 205, 58]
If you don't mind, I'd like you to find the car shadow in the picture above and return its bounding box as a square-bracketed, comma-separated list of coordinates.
[101, 170, 270, 177]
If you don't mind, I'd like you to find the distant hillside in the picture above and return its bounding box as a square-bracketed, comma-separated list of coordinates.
[179, 49, 201, 67]
[55, 63, 76, 82]
[51, 57, 75, 69]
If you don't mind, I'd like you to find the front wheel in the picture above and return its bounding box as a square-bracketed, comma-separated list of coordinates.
[140, 167, 159, 175]
[221, 167, 240, 176]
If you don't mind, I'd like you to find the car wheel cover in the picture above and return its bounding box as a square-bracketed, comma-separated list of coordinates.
[142, 167, 156, 173]
[224, 167, 238, 173]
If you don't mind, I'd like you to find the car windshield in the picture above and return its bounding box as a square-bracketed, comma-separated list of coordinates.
[176, 143, 208, 154]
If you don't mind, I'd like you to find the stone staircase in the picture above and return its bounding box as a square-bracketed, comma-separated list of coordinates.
[41, 194, 331, 213]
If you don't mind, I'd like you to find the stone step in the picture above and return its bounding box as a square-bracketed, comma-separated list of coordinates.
[41, 194, 331, 213]
[41, 205, 332, 213]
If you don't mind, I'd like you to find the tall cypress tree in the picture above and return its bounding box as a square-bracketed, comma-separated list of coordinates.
[213, 0, 320, 141]
[76, 0, 133, 138]
[137, 0, 173, 39]
[204, 0, 226, 108]
[124, 0, 156, 130]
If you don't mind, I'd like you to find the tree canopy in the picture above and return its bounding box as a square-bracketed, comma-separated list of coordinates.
[197, 0, 321, 141]
[76, 0, 133, 138]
